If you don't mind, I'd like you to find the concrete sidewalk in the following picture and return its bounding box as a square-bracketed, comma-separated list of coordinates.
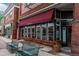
[0, 36, 12, 43]
[0, 36, 69, 56]
[0, 36, 15, 56]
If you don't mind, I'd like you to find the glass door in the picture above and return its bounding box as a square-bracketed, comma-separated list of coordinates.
[55, 20, 71, 46]
[62, 27, 67, 46]
[61, 20, 71, 46]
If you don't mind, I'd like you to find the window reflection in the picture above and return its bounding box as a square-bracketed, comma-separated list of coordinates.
[36, 25, 41, 39]
[32, 26, 36, 38]
[28, 27, 31, 37]
[21, 27, 27, 38]
[21, 22, 54, 41]
[56, 26, 60, 40]
[48, 23, 54, 41]
[42, 24, 47, 40]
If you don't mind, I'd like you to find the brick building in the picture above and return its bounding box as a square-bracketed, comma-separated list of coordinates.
[71, 4, 79, 54]
[4, 4, 19, 39]
[0, 18, 5, 36]
[18, 3, 73, 54]
[2, 3, 79, 55]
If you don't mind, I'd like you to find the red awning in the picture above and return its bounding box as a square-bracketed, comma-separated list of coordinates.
[19, 10, 53, 26]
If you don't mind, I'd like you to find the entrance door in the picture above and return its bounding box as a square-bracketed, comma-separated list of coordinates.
[55, 20, 71, 47]
[61, 26, 71, 46]
[62, 27, 67, 46]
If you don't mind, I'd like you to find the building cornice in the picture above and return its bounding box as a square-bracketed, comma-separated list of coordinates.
[4, 4, 19, 17]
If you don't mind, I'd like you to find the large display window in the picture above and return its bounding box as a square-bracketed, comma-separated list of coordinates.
[48, 23, 54, 41]
[32, 26, 36, 38]
[20, 22, 55, 41]
[23, 27, 28, 37]
[41, 24, 47, 40]
[36, 25, 41, 39]
[27, 27, 31, 37]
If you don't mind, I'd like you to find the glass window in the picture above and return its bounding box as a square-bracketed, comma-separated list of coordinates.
[22, 27, 24, 37]
[42, 24, 47, 40]
[23, 27, 28, 37]
[6, 26, 12, 35]
[27, 27, 31, 37]
[56, 21, 61, 40]
[56, 26, 60, 40]
[24, 3, 31, 8]
[9, 12, 12, 18]
[36, 25, 41, 39]
[25, 27, 28, 37]
[21, 27, 24, 37]
[55, 9, 61, 19]
[61, 11, 73, 19]
[32, 26, 36, 38]
[48, 23, 54, 41]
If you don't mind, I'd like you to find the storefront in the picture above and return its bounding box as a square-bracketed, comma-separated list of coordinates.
[19, 9, 55, 41]
[4, 23, 12, 38]
[54, 3, 73, 47]
[19, 3, 73, 47]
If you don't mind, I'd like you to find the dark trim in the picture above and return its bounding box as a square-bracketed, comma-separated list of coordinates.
[53, 20, 56, 40]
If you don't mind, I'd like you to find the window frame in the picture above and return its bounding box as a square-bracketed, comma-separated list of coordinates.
[41, 23, 48, 40]
[36, 25, 42, 40]
[23, 26, 28, 37]
[31, 26, 36, 38]
[24, 3, 32, 8]
[48, 22, 54, 41]
[27, 26, 32, 37]
[21, 27, 24, 38]
[20, 22, 55, 41]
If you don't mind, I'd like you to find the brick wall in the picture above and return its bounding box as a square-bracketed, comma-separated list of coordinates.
[4, 9, 14, 24]
[12, 7, 19, 39]
[20, 3, 52, 19]
[71, 3, 79, 54]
